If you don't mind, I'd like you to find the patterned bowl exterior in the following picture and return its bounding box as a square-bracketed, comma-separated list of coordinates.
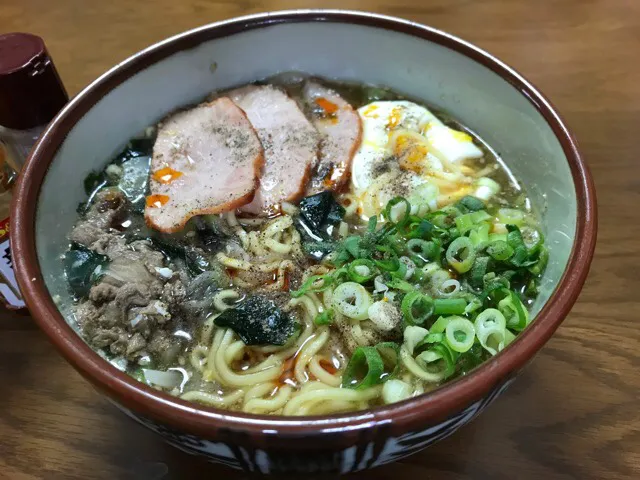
[113, 379, 514, 474]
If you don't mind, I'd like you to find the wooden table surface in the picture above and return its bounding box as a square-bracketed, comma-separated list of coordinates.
[1, 1, 638, 479]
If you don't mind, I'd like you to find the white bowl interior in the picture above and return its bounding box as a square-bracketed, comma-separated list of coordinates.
[35, 20, 576, 324]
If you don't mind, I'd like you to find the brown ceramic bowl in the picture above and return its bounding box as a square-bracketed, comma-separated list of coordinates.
[11, 10, 596, 474]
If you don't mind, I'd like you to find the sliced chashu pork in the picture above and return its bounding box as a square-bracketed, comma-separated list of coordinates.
[228, 85, 319, 216]
[303, 81, 362, 193]
[145, 97, 264, 232]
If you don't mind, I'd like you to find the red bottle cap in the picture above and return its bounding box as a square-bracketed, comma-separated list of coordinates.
[0, 33, 68, 130]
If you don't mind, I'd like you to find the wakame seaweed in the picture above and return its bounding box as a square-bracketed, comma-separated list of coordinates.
[146, 236, 212, 277]
[295, 191, 346, 259]
[82, 137, 154, 211]
[64, 244, 109, 298]
[214, 296, 298, 345]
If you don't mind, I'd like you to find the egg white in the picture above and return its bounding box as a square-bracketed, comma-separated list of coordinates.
[349, 101, 486, 217]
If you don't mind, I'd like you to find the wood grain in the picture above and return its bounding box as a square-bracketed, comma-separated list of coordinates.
[0, 1, 638, 478]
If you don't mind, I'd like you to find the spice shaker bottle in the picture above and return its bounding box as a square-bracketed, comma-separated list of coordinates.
[0, 32, 68, 308]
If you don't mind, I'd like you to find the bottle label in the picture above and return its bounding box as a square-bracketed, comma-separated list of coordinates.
[0, 217, 25, 308]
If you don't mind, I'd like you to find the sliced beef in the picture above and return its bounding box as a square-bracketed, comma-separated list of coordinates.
[101, 239, 164, 290]
[92, 327, 125, 349]
[71, 229, 188, 364]
[70, 188, 126, 249]
[302, 81, 362, 193]
[147, 329, 186, 366]
[125, 333, 147, 358]
[145, 97, 264, 232]
[89, 283, 117, 304]
[227, 85, 319, 215]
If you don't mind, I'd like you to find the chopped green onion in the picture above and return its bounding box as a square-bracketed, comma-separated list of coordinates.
[455, 211, 492, 234]
[529, 246, 549, 276]
[384, 234, 406, 254]
[474, 177, 501, 200]
[475, 308, 506, 331]
[389, 258, 408, 280]
[330, 246, 352, 267]
[456, 343, 486, 373]
[403, 325, 429, 354]
[343, 235, 361, 259]
[367, 215, 378, 234]
[474, 308, 507, 355]
[469, 223, 490, 247]
[429, 315, 453, 334]
[387, 277, 415, 292]
[486, 240, 514, 261]
[429, 268, 451, 295]
[314, 309, 334, 326]
[445, 236, 476, 273]
[469, 255, 490, 288]
[454, 213, 475, 234]
[400, 344, 447, 382]
[332, 282, 372, 320]
[376, 342, 401, 381]
[424, 332, 445, 343]
[382, 379, 413, 404]
[482, 278, 511, 300]
[457, 195, 485, 212]
[331, 266, 349, 282]
[464, 296, 483, 314]
[407, 239, 439, 261]
[384, 197, 411, 227]
[347, 259, 377, 283]
[435, 278, 461, 297]
[488, 232, 507, 243]
[447, 227, 461, 242]
[440, 204, 462, 219]
[422, 262, 441, 277]
[523, 277, 538, 297]
[342, 346, 384, 389]
[409, 254, 426, 268]
[375, 245, 400, 271]
[445, 317, 476, 353]
[401, 291, 434, 326]
[476, 326, 506, 356]
[433, 298, 468, 315]
[520, 226, 543, 252]
[506, 225, 530, 266]
[373, 221, 397, 244]
[428, 210, 452, 229]
[415, 343, 456, 379]
[504, 329, 517, 347]
[411, 267, 427, 282]
[298, 194, 545, 385]
[498, 291, 529, 331]
[414, 332, 445, 355]
[291, 274, 334, 298]
[497, 208, 525, 226]
[408, 182, 439, 212]
[405, 219, 436, 239]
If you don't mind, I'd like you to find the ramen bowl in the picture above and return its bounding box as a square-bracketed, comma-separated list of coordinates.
[12, 10, 596, 474]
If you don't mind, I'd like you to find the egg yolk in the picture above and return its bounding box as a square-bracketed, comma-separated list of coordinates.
[386, 107, 402, 129]
[450, 129, 473, 142]
[362, 104, 379, 118]
[394, 134, 429, 173]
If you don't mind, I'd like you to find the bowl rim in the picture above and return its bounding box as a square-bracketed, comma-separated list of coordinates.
[11, 9, 597, 440]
